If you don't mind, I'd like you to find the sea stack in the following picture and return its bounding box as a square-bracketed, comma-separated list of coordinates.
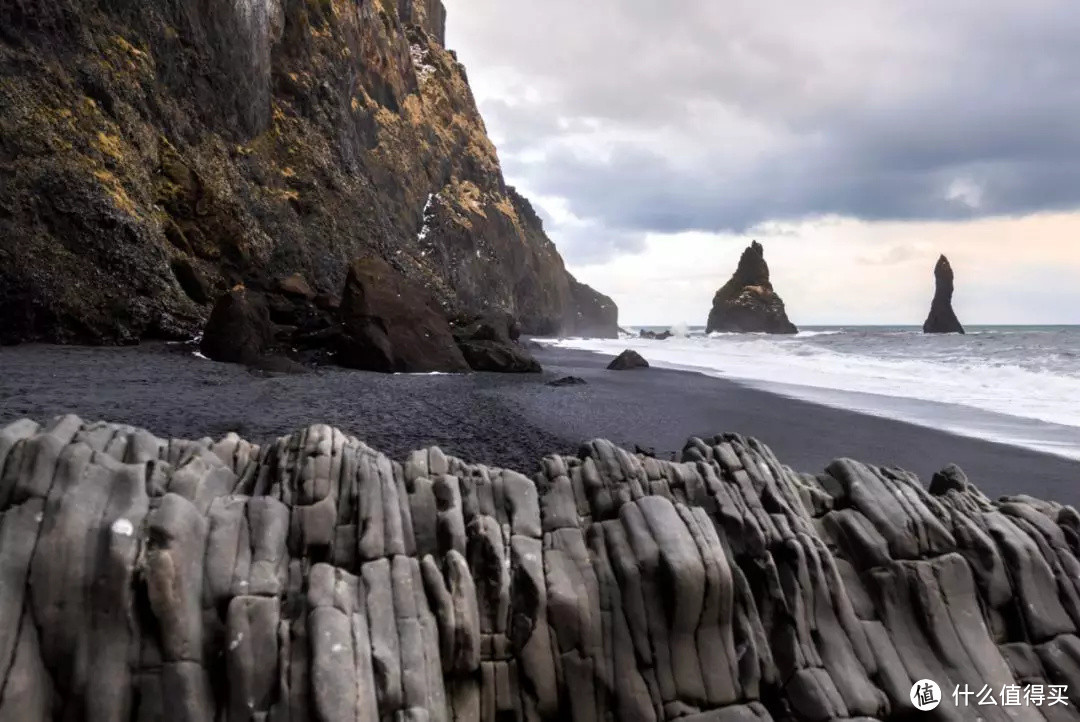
[923, 254, 966, 334]
[706, 241, 797, 334]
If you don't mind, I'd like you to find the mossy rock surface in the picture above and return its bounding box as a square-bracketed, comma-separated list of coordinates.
[0, 0, 618, 344]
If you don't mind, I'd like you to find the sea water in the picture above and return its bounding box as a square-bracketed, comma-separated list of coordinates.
[546, 326, 1080, 461]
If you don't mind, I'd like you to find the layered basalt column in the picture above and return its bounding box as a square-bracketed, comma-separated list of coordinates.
[1, 417, 1079, 721]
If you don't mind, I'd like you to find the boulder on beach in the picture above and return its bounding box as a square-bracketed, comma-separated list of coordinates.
[706, 241, 798, 334]
[337, 256, 469, 373]
[923, 254, 966, 334]
[199, 286, 274, 364]
[4, 414, 1080, 722]
[639, 329, 673, 340]
[547, 375, 588, 387]
[451, 310, 521, 345]
[607, 349, 650, 370]
[452, 311, 541, 373]
[457, 340, 541, 373]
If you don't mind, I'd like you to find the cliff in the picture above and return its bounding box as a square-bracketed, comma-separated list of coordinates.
[706, 241, 797, 334]
[3, 415, 1080, 722]
[0, 0, 617, 344]
[923, 255, 966, 334]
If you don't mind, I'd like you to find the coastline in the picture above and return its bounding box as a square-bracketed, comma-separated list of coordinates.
[1, 341, 1078, 506]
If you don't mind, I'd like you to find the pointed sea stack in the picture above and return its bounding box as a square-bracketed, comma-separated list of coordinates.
[923, 254, 965, 334]
[706, 241, 797, 334]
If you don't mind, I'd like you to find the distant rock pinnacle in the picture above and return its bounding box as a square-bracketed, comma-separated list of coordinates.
[923, 255, 966, 334]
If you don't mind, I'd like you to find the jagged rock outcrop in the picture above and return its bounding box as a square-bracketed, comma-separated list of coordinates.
[608, 349, 650, 370]
[337, 256, 469, 373]
[0, 0, 617, 345]
[923, 255, 966, 334]
[706, 242, 797, 334]
[451, 311, 541, 373]
[5, 415, 1080, 722]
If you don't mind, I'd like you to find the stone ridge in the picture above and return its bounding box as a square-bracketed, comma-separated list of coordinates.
[2, 416, 1080, 721]
[0, 0, 616, 343]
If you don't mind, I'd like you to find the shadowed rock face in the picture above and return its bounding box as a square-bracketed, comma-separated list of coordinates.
[924, 255, 966, 334]
[4, 416, 1080, 722]
[337, 255, 469, 373]
[707, 242, 797, 334]
[0, 0, 616, 344]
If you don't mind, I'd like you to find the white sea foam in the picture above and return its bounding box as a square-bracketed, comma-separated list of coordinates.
[543, 327, 1080, 459]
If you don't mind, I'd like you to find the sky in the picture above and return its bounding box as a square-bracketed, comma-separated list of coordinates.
[443, 0, 1080, 325]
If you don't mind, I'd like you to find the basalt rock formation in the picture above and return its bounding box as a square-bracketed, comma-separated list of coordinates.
[706, 242, 797, 334]
[452, 312, 541, 374]
[0, 0, 617, 345]
[923, 255, 966, 334]
[4, 415, 1080, 722]
[608, 348, 650, 370]
[337, 256, 469, 373]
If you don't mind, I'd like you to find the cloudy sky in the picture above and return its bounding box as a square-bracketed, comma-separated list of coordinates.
[444, 0, 1080, 325]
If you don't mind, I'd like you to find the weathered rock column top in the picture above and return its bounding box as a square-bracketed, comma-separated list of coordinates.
[3, 415, 1080, 722]
[924, 254, 967, 334]
[706, 241, 798, 334]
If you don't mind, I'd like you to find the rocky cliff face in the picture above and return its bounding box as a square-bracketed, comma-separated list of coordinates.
[0, 0, 617, 344]
[706, 241, 797, 334]
[923, 255, 966, 334]
[4, 415, 1080, 722]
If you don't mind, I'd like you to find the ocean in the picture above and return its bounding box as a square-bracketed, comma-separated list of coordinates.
[545, 325, 1080, 461]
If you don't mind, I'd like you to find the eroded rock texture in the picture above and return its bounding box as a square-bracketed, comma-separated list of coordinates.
[2, 416, 1080, 722]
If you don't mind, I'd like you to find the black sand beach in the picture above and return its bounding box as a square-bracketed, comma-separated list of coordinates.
[1, 342, 1077, 505]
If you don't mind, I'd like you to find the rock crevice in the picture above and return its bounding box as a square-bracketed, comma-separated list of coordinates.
[3, 416, 1080, 721]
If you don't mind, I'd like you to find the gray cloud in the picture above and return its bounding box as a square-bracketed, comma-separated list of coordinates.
[445, 0, 1080, 262]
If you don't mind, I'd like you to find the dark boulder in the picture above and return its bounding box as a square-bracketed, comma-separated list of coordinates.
[706, 241, 797, 334]
[337, 256, 469, 373]
[607, 349, 649, 370]
[547, 375, 588, 387]
[276, 273, 317, 301]
[452, 311, 541, 373]
[451, 310, 521, 345]
[200, 287, 274, 364]
[457, 340, 541, 373]
[930, 463, 971, 495]
[923, 255, 966, 334]
[640, 329, 673, 340]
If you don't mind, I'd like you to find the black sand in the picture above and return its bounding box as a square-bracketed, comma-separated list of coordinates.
[1, 342, 1077, 505]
